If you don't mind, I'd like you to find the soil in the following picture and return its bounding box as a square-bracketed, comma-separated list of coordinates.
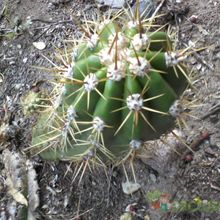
[0, 0, 220, 220]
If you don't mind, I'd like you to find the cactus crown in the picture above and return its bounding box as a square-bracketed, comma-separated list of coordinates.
[26, 6, 190, 165]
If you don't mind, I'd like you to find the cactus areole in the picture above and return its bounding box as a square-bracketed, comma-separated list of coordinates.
[30, 12, 189, 163]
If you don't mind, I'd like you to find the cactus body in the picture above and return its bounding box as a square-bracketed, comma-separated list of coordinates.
[29, 12, 189, 163]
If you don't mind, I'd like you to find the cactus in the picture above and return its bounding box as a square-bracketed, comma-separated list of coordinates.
[27, 7, 190, 165]
[21, 91, 47, 115]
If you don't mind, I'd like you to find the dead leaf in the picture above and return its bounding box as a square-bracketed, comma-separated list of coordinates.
[7, 178, 28, 206]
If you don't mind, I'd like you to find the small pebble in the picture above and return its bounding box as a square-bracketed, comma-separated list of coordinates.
[196, 63, 202, 70]
[9, 61, 15, 65]
[125, 203, 137, 212]
[0, 73, 3, 84]
[33, 42, 46, 50]
[188, 40, 196, 48]
[14, 83, 23, 90]
[23, 57, 28, 63]
[183, 154, 194, 162]
[48, 2, 56, 10]
[216, 52, 220, 59]
[189, 15, 198, 23]
[149, 173, 157, 183]
[122, 181, 141, 195]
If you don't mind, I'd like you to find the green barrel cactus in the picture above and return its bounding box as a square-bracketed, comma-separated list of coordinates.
[28, 9, 189, 163]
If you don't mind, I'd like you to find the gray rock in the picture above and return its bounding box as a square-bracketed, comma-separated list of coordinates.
[96, 0, 155, 19]
[132, 0, 155, 19]
[96, 0, 126, 8]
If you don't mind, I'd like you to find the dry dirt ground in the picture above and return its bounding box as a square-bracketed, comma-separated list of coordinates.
[0, 0, 220, 219]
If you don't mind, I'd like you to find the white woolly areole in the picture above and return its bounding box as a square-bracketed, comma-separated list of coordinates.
[129, 57, 151, 77]
[72, 48, 78, 61]
[93, 117, 105, 132]
[124, 48, 133, 57]
[108, 32, 127, 49]
[61, 85, 67, 95]
[67, 106, 77, 121]
[86, 149, 94, 158]
[53, 86, 66, 109]
[132, 33, 149, 51]
[84, 73, 98, 92]
[87, 34, 99, 49]
[62, 122, 69, 136]
[165, 52, 187, 67]
[169, 100, 183, 118]
[129, 140, 142, 149]
[89, 138, 100, 148]
[127, 21, 137, 29]
[99, 48, 130, 66]
[107, 62, 125, 81]
[119, 48, 133, 61]
[126, 94, 143, 111]
[64, 66, 73, 78]
[99, 48, 114, 65]
[98, 19, 111, 32]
